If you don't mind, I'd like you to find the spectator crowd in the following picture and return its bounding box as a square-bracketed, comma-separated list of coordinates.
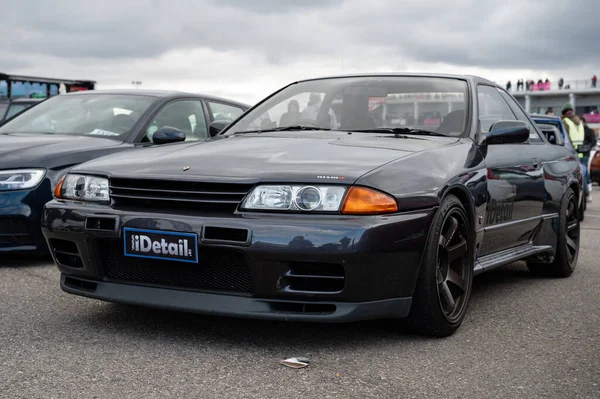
[505, 75, 597, 92]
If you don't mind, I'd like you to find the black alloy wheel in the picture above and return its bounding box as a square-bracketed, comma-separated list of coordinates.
[564, 195, 580, 268]
[528, 188, 579, 277]
[436, 210, 471, 324]
[406, 195, 474, 337]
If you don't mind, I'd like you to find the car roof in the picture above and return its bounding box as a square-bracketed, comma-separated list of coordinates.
[59, 89, 250, 108]
[537, 123, 560, 130]
[291, 72, 499, 87]
[530, 113, 561, 121]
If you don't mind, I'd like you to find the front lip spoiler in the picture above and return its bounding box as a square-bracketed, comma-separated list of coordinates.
[60, 274, 413, 323]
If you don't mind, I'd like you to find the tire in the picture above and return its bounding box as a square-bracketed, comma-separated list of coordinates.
[528, 188, 580, 277]
[405, 195, 474, 337]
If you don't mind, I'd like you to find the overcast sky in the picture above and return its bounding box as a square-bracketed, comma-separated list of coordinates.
[2, 0, 598, 104]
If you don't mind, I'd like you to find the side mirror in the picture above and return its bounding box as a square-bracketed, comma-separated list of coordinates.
[152, 126, 186, 145]
[482, 120, 530, 145]
[209, 120, 231, 137]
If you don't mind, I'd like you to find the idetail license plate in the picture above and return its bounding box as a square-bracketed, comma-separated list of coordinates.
[123, 227, 198, 263]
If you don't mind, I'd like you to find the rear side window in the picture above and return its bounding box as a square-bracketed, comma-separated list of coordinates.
[536, 123, 563, 145]
[207, 101, 245, 122]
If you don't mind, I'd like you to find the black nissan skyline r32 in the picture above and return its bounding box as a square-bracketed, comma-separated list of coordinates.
[41, 74, 582, 337]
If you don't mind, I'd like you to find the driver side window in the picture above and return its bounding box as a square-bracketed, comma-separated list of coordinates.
[146, 100, 207, 142]
[498, 89, 545, 144]
[477, 85, 516, 132]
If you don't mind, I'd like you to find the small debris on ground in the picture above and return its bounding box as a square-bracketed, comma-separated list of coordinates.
[280, 357, 310, 369]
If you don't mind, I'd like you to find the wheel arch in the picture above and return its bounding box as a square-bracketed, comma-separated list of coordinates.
[567, 177, 582, 212]
[440, 184, 477, 234]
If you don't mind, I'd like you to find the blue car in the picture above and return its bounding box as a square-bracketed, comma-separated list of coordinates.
[0, 90, 250, 255]
[531, 113, 587, 220]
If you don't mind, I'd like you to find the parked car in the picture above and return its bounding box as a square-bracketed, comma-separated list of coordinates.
[0, 98, 44, 122]
[0, 89, 249, 254]
[41, 74, 582, 337]
[531, 113, 588, 220]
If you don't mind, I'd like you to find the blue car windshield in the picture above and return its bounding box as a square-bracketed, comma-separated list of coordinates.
[0, 94, 155, 139]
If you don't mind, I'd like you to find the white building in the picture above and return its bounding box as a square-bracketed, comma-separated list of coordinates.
[511, 81, 600, 133]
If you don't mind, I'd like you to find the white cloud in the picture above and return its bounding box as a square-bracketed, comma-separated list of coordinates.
[2, 0, 598, 104]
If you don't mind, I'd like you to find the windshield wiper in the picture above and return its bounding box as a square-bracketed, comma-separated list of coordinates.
[351, 127, 447, 136]
[237, 126, 331, 134]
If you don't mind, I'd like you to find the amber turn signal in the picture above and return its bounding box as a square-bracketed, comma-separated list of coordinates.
[341, 186, 398, 215]
[54, 175, 65, 199]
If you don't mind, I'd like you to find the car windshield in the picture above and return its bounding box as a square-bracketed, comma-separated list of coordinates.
[0, 94, 155, 138]
[224, 76, 469, 137]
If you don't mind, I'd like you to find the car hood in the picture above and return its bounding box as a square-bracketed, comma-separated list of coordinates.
[0, 133, 124, 169]
[75, 132, 460, 183]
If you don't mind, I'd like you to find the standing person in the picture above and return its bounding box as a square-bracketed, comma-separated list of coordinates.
[581, 116, 598, 200]
[506, 80, 512, 91]
[592, 75, 597, 88]
[279, 100, 301, 127]
[301, 93, 338, 129]
[558, 77, 564, 89]
[562, 103, 595, 200]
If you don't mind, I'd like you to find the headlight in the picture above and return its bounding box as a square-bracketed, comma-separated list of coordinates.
[59, 174, 109, 202]
[241, 185, 347, 212]
[0, 169, 46, 191]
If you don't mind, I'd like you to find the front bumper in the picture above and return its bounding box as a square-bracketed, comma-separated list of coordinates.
[60, 274, 412, 322]
[42, 200, 437, 322]
[0, 185, 51, 254]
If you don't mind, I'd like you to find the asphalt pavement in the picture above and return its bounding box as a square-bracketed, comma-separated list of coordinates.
[1, 199, 599, 399]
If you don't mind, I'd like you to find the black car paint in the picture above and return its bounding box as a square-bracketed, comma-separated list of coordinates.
[0, 90, 250, 253]
[40, 74, 581, 322]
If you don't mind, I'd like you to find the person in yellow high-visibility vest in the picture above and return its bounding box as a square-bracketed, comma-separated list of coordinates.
[562, 102, 596, 201]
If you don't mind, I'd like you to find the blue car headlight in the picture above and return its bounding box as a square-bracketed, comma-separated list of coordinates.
[0, 169, 46, 191]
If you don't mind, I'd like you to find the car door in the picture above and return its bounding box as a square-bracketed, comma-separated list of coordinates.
[478, 85, 546, 256]
[141, 99, 209, 143]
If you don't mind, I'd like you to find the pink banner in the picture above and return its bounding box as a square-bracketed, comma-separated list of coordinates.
[368, 97, 385, 111]
[424, 118, 441, 126]
[583, 113, 600, 123]
[531, 82, 551, 91]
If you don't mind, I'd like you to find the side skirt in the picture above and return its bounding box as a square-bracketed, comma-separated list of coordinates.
[474, 244, 554, 276]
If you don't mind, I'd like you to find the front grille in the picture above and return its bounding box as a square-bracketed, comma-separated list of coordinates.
[99, 240, 254, 293]
[0, 217, 33, 246]
[109, 177, 254, 213]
